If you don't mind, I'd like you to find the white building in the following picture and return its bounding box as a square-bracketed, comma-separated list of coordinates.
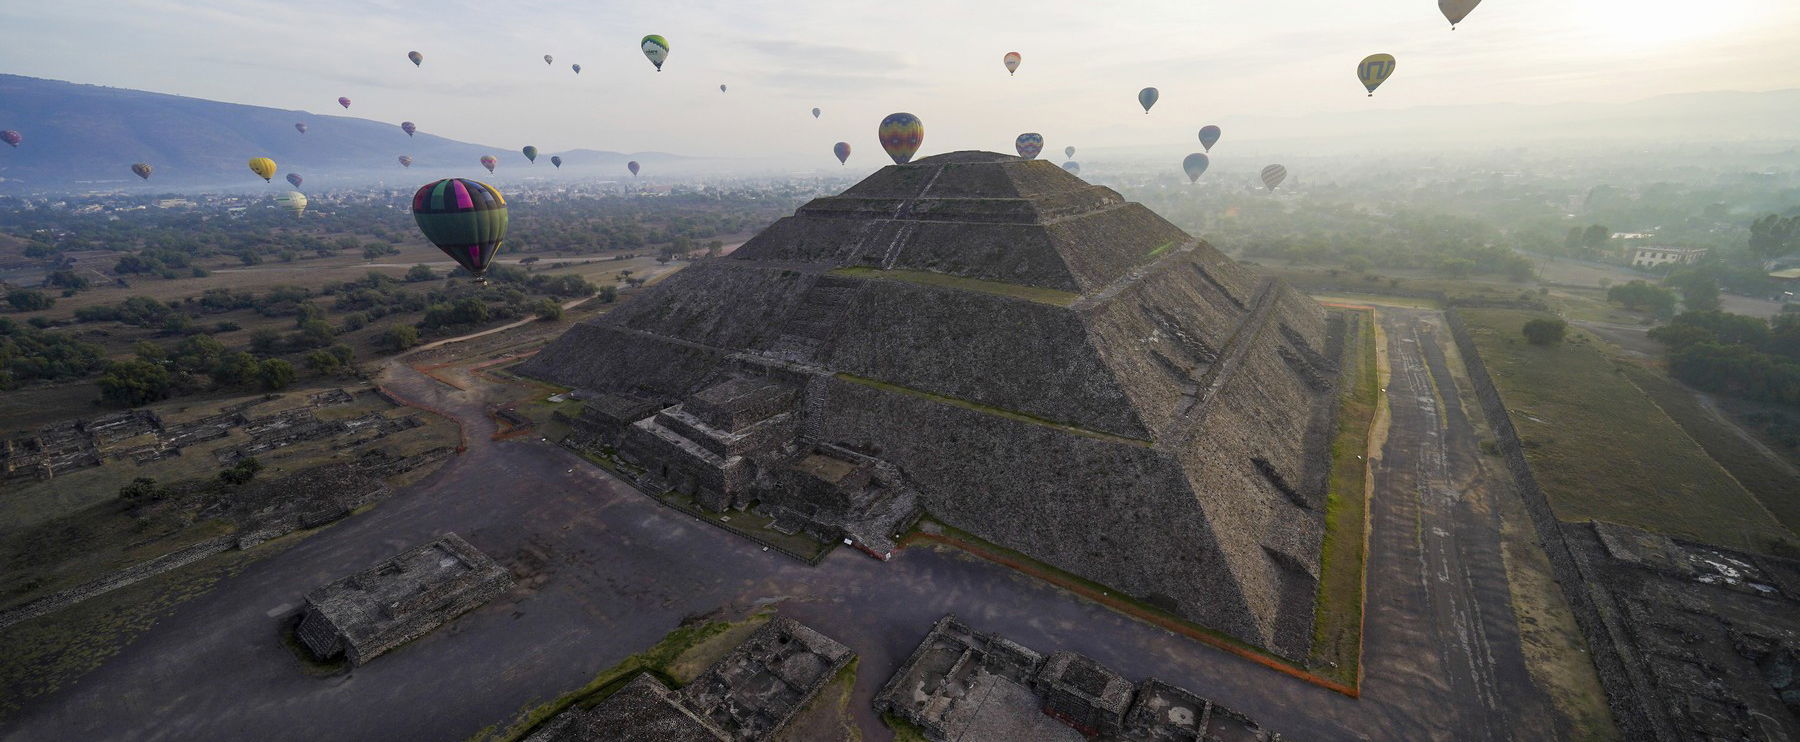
[1630, 246, 1707, 268]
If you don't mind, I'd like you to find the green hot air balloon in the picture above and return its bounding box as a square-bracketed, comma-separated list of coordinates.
[276, 191, 308, 218]
[412, 179, 508, 283]
[1182, 153, 1209, 183]
[641, 35, 670, 71]
[523, 145, 538, 163]
[1138, 87, 1159, 113]
[879, 112, 923, 164]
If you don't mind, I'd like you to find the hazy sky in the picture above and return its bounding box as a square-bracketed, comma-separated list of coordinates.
[4, 0, 1799, 159]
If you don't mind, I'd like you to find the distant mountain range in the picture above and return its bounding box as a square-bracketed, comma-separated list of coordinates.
[0, 75, 686, 192]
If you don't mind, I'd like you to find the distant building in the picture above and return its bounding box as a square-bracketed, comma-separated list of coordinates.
[1630, 246, 1707, 268]
[294, 532, 511, 666]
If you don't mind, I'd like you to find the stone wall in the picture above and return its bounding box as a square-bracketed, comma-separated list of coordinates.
[0, 535, 234, 631]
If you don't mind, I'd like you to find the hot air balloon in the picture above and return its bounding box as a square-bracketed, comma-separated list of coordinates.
[1065, 146, 1075, 158]
[398, 155, 413, 168]
[286, 173, 303, 188]
[833, 142, 851, 164]
[1015, 133, 1043, 160]
[812, 108, 821, 119]
[1182, 153, 1209, 183]
[401, 121, 416, 137]
[412, 178, 508, 283]
[294, 123, 308, 134]
[1003, 52, 1021, 76]
[878, 112, 924, 165]
[131, 163, 153, 180]
[572, 64, 581, 74]
[551, 155, 562, 169]
[1, 130, 20, 147]
[1261, 164, 1288, 191]
[628, 161, 640, 176]
[641, 35, 670, 71]
[248, 157, 277, 182]
[1357, 54, 1396, 96]
[338, 97, 351, 109]
[276, 191, 308, 217]
[1138, 87, 1159, 113]
[544, 54, 553, 65]
[1440, 0, 1480, 28]
[1199, 125, 1221, 152]
[1062, 161, 1080, 175]
[408, 51, 423, 66]
[480, 155, 497, 173]
[522, 146, 538, 163]
[720, 84, 727, 93]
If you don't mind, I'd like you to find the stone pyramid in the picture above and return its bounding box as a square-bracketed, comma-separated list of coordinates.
[522, 151, 1345, 657]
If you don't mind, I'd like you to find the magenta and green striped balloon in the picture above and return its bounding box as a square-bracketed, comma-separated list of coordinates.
[412, 178, 508, 281]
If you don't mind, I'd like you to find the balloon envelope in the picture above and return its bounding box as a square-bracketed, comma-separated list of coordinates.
[628, 161, 640, 176]
[1198, 125, 1221, 152]
[286, 173, 303, 188]
[720, 84, 727, 92]
[276, 191, 307, 217]
[572, 64, 580, 74]
[1182, 153, 1210, 183]
[408, 51, 423, 66]
[550, 155, 562, 168]
[1138, 87, 1159, 113]
[878, 112, 924, 164]
[1357, 54, 1396, 95]
[812, 107, 821, 119]
[1062, 161, 1080, 175]
[480, 155, 497, 173]
[294, 123, 307, 134]
[401, 121, 416, 137]
[1003, 52, 1021, 75]
[1014, 133, 1043, 160]
[1261, 164, 1288, 190]
[641, 35, 670, 71]
[398, 155, 413, 168]
[1065, 146, 1075, 158]
[833, 141, 851, 164]
[338, 97, 351, 109]
[1, 130, 20, 147]
[1439, 0, 1480, 26]
[412, 178, 508, 280]
[248, 157, 277, 182]
[522, 145, 538, 163]
[544, 54, 553, 65]
[131, 163, 152, 180]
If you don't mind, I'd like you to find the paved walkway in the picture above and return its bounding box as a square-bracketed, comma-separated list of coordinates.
[1, 307, 1566, 742]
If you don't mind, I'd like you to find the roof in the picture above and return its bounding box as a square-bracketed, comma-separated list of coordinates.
[303, 533, 506, 646]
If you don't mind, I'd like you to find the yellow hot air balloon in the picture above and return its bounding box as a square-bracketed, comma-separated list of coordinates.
[248, 157, 277, 182]
[1357, 54, 1396, 96]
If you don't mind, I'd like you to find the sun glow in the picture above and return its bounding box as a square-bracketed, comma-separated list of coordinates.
[1572, 0, 1765, 50]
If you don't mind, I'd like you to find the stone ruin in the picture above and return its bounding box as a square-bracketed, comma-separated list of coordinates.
[527, 616, 853, 742]
[874, 614, 1281, 741]
[295, 532, 511, 666]
[524, 151, 1344, 656]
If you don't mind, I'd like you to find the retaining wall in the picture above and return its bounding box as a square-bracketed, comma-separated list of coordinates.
[0, 535, 235, 631]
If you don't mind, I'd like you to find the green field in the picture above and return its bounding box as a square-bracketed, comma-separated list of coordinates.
[1310, 308, 1380, 685]
[1459, 308, 1796, 554]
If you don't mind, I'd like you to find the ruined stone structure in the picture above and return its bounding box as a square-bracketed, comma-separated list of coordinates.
[295, 532, 511, 666]
[524, 151, 1341, 656]
[875, 614, 1280, 741]
[526, 616, 853, 742]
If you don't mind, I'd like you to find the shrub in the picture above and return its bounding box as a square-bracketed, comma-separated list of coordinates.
[1522, 318, 1567, 346]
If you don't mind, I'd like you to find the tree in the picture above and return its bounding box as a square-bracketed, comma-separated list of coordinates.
[534, 298, 563, 321]
[213, 351, 262, 386]
[1749, 214, 1799, 263]
[1582, 225, 1610, 251]
[1522, 318, 1567, 346]
[383, 324, 419, 351]
[599, 285, 619, 303]
[249, 329, 283, 354]
[119, 477, 172, 507]
[406, 264, 436, 282]
[258, 358, 296, 390]
[304, 348, 343, 375]
[219, 457, 263, 486]
[6, 289, 53, 312]
[1607, 280, 1676, 316]
[133, 340, 167, 362]
[98, 359, 174, 406]
[1667, 270, 1721, 312]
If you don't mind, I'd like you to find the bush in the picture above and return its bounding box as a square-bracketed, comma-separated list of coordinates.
[383, 324, 419, 351]
[1522, 318, 1567, 346]
[1607, 280, 1676, 316]
[534, 298, 563, 321]
[6, 289, 54, 312]
[599, 285, 619, 303]
[406, 264, 436, 282]
[258, 358, 296, 390]
[97, 359, 174, 406]
[219, 457, 263, 486]
[119, 477, 173, 506]
[305, 348, 343, 375]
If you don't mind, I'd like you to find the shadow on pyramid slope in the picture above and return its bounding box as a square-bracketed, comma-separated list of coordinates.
[520, 151, 1343, 658]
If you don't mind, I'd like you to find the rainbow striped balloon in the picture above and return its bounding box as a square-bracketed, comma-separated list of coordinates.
[1014, 133, 1043, 160]
[879, 112, 924, 164]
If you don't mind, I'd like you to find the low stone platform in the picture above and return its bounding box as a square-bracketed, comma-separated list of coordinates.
[294, 532, 511, 666]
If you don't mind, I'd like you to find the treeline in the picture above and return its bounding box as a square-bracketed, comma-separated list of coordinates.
[1648, 311, 1800, 405]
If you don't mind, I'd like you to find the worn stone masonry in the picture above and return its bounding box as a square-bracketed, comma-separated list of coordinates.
[295, 532, 511, 666]
[874, 614, 1281, 741]
[523, 151, 1340, 657]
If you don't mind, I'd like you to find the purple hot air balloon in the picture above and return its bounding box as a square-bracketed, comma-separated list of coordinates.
[1, 130, 21, 148]
[338, 97, 352, 109]
[294, 122, 308, 134]
[833, 141, 851, 164]
[481, 155, 498, 173]
[397, 155, 413, 168]
[401, 121, 416, 137]
[627, 161, 640, 176]
[286, 173, 303, 188]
